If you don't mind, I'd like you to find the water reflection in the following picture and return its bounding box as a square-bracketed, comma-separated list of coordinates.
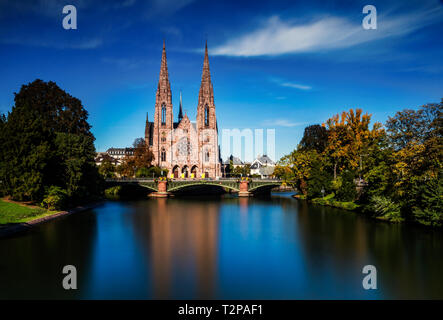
[129, 198, 219, 299]
[0, 193, 442, 299]
[0, 211, 98, 299]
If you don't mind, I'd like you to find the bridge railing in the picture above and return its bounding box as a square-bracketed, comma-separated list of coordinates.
[106, 177, 281, 182]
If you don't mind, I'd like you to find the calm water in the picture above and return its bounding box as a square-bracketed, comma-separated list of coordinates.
[1, 192, 442, 299]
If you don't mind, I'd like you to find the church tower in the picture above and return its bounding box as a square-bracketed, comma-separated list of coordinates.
[196, 42, 220, 177]
[153, 41, 173, 167]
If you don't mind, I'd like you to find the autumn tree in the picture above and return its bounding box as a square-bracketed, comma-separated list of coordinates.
[132, 137, 154, 169]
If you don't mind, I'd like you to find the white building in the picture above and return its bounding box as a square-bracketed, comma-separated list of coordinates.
[250, 155, 275, 178]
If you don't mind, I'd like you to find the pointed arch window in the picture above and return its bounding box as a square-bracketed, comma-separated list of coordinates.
[161, 104, 166, 125]
[204, 105, 209, 126]
[161, 148, 166, 162]
[205, 150, 210, 162]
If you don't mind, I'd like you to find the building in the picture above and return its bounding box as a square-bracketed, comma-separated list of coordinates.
[222, 155, 245, 177]
[145, 41, 221, 179]
[95, 148, 134, 166]
[250, 155, 276, 178]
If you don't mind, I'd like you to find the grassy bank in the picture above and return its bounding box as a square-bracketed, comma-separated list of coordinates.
[310, 193, 359, 211]
[292, 193, 359, 211]
[0, 199, 56, 225]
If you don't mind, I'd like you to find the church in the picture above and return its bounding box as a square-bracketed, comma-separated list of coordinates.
[144, 42, 222, 179]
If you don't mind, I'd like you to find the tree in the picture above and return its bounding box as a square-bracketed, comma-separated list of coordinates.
[411, 171, 443, 227]
[386, 101, 442, 200]
[306, 157, 332, 199]
[232, 164, 251, 177]
[335, 170, 357, 202]
[132, 138, 154, 170]
[299, 124, 328, 153]
[0, 79, 101, 204]
[99, 159, 116, 179]
[323, 109, 384, 179]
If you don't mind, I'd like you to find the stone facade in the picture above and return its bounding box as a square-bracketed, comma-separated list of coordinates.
[145, 42, 221, 178]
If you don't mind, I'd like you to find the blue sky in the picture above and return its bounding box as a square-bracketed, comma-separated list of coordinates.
[0, 0, 442, 161]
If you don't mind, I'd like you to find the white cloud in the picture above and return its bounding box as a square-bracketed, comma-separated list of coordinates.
[270, 77, 312, 91]
[212, 5, 443, 57]
[281, 82, 312, 90]
[263, 119, 307, 127]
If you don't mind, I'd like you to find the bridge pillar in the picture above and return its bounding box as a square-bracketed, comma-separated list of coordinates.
[149, 180, 171, 198]
[238, 180, 251, 197]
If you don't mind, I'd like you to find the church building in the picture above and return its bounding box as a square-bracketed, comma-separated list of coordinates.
[145, 41, 221, 178]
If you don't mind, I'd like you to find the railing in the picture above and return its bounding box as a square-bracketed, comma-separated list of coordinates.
[105, 178, 282, 193]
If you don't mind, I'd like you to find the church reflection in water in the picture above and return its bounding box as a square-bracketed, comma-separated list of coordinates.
[130, 198, 219, 299]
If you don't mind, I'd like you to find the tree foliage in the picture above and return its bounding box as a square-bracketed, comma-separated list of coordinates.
[0, 79, 102, 205]
[277, 101, 442, 227]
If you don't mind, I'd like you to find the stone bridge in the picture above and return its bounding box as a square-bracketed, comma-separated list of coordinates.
[106, 178, 282, 197]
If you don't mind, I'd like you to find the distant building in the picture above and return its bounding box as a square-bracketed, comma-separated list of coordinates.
[95, 148, 134, 166]
[222, 155, 245, 177]
[250, 155, 275, 178]
[223, 155, 244, 167]
[106, 147, 134, 160]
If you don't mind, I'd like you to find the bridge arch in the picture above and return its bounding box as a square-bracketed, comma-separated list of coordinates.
[167, 180, 240, 192]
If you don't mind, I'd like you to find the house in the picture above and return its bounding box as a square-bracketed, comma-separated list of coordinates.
[222, 155, 249, 177]
[250, 155, 276, 178]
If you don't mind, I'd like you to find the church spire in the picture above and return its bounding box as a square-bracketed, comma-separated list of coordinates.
[178, 90, 183, 122]
[198, 40, 214, 106]
[157, 40, 171, 101]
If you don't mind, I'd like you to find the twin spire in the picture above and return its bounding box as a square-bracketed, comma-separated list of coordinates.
[157, 40, 213, 121]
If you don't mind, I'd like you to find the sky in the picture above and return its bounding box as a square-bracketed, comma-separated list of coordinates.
[0, 0, 442, 162]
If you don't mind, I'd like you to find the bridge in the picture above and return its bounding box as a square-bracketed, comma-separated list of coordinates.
[105, 178, 282, 197]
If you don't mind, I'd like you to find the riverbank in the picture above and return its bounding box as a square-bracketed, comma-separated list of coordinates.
[292, 193, 359, 211]
[0, 198, 104, 238]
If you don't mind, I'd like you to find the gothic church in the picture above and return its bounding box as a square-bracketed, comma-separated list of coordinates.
[145, 42, 221, 178]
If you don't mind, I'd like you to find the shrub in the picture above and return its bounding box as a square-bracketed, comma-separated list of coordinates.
[135, 167, 150, 178]
[366, 195, 403, 222]
[41, 186, 68, 210]
[104, 186, 122, 199]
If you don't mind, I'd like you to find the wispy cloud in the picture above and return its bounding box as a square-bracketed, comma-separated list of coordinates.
[271, 77, 312, 91]
[263, 119, 307, 127]
[281, 82, 312, 90]
[212, 4, 443, 57]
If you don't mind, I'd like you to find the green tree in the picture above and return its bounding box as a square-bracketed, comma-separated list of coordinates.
[0, 79, 102, 203]
[411, 172, 443, 227]
[335, 170, 357, 202]
[299, 124, 328, 153]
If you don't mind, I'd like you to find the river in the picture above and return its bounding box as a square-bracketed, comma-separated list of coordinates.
[0, 192, 442, 299]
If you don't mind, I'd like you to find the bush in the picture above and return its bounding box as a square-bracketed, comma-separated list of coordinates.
[366, 195, 403, 222]
[41, 186, 68, 210]
[335, 170, 357, 202]
[104, 186, 122, 199]
[411, 174, 443, 227]
[135, 167, 150, 178]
